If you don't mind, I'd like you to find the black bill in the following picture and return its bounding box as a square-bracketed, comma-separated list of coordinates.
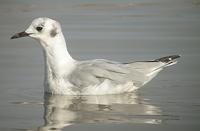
[11, 31, 30, 39]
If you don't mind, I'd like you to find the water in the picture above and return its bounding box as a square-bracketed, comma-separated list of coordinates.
[0, 0, 200, 130]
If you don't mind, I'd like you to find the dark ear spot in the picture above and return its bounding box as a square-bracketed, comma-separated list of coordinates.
[50, 27, 57, 37]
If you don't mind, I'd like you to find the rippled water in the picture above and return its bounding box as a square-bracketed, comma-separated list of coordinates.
[0, 0, 200, 130]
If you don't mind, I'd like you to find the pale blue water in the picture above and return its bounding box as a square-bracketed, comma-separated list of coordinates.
[0, 0, 200, 130]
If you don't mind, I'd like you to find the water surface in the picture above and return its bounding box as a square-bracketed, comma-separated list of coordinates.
[0, 0, 200, 130]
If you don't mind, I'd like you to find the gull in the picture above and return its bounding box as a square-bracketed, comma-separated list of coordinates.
[11, 17, 180, 95]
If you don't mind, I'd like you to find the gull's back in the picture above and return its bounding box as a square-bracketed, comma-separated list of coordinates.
[67, 55, 180, 95]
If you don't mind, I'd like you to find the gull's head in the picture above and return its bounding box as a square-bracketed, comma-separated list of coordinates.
[11, 17, 62, 43]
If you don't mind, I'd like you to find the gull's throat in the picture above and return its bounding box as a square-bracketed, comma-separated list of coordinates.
[41, 33, 75, 80]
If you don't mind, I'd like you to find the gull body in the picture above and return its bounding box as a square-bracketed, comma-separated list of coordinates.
[11, 17, 180, 95]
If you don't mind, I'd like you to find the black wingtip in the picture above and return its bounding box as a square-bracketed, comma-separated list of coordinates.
[155, 55, 181, 63]
[10, 35, 18, 39]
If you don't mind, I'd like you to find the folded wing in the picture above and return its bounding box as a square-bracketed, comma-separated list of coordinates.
[68, 59, 164, 88]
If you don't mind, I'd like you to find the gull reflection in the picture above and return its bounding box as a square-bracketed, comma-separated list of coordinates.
[38, 93, 161, 131]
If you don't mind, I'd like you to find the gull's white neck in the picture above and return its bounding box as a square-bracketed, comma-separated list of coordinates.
[40, 33, 75, 80]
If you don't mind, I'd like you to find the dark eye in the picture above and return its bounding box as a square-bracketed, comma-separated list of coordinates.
[36, 26, 43, 32]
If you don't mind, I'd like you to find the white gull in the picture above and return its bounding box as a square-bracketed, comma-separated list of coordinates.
[11, 17, 180, 95]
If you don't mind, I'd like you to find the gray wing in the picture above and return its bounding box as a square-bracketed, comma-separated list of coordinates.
[68, 59, 165, 88]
